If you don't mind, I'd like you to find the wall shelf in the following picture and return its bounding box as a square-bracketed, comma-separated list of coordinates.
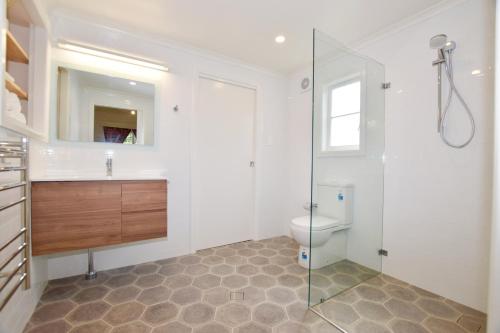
[5, 78, 28, 100]
[6, 30, 29, 64]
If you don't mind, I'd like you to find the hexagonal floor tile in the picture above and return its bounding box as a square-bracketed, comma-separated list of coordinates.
[181, 303, 215, 326]
[253, 303, 286, 327]
[222, 275, 248, 289]
[204, 287, 231, 306]
[135, 274, 165, 288]
[215, 303, 251, 327]
[73, 286, 110, 303]
[105, 286, 141, 304]
[30, 301, 76, 325]
[137, 286, 172, 305]
[170, 286, 203, 305]
[142, 301, 178, 325]
[103, 301, 145, 326]
[193, 274, 221, 289]
[152, 321, 191, 333]
[67, 301, 110, 323]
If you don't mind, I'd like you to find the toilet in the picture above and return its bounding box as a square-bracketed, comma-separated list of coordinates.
[290, 182, 353, 269]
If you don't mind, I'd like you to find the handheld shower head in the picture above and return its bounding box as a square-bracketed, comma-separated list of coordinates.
[430, 34, 456, 52]
[430, 34, 448, 49]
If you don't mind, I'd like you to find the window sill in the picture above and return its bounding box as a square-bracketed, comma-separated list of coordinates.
[317, 149, 365, 158]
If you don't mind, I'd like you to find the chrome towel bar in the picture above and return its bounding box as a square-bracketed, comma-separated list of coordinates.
[0, 273, 27, 311]
[0, 257, 27, 292]
[0, 243, 27, 273]
[0, 228, 26, 252]
[0, 130, 30, 313]
[0, 197, 27, 212]
[0, 166, 26, 172]
[0, 152, 26, 158]
[0, 181, 26, 192]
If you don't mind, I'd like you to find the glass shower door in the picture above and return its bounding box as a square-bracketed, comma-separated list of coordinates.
[308, 29, 385, 320]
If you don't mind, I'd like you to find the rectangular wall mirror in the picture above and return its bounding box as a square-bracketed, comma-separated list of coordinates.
[56, 67, 155, 145]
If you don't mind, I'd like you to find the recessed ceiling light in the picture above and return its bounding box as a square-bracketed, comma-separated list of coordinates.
[131, 110, 136, 115]
[275, 35, 286, 44]
[129, 81, 137, 86]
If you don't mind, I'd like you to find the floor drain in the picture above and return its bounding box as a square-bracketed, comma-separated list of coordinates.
[230, 291, 244, 300]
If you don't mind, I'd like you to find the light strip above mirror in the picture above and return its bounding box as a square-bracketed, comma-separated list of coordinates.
[57, 40, 169, 72]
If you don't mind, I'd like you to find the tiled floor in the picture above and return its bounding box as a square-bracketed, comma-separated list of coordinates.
[24, 236, 339, 333]
[308, 260, 379, 306]
[312, 274, 487, 333]
[23, 236, 486, 333]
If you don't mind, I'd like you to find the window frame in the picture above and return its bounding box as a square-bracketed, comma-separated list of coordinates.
[320, 72, 367, 157]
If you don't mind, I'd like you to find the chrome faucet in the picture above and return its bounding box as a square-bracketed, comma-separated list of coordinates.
[106, 155, 112, 176]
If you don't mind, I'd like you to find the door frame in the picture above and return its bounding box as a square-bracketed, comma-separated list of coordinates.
[190, 72, 258, 252]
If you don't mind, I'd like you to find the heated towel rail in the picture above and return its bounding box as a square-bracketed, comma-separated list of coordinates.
[0, 134, 30, 312]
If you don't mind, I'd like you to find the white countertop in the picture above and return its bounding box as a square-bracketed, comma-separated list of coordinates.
[31, 175, 167, 182]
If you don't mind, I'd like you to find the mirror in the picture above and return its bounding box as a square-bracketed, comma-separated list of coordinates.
[56, 67, 155, 145]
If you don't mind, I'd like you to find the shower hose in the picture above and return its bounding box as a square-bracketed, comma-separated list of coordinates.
[440, 50, 475, 148]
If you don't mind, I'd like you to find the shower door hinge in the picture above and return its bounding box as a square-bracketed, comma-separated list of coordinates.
[382, 82, 391, 89]
[378, 249, 388, 256]
[249, 161, 255, 167]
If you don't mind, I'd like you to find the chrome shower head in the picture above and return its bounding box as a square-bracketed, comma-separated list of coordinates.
[430, 34, 448, 49]
[430, 34, 456, 52]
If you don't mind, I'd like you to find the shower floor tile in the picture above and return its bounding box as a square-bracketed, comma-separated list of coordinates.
[311, 273, 487, 333]
[23, 236, 485, 333]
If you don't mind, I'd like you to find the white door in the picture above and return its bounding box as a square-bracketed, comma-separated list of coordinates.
[193, 77, 256, 250]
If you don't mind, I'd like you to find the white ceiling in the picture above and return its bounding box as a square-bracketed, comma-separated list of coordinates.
[39, 0, 449, 73]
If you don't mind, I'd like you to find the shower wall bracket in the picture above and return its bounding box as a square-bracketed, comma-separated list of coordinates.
[378, 249, 388, 256]
[382, 82, 391, 89]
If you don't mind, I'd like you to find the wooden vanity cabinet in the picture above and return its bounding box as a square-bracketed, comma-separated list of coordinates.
[121, 181, 167, 242]
[31, 180, 167, 256]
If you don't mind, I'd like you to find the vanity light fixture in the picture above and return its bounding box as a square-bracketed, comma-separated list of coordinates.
[129, 81, 137, 86]
[57, 40, 169, 72]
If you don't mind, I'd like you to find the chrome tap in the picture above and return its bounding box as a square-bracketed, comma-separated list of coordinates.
[106, 155, 112, 177]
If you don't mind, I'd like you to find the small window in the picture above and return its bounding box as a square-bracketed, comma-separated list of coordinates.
[323, 77, 362, 153]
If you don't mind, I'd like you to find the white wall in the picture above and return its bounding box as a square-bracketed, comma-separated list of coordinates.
[284, 67, 313, 232]
[286, 0, 493, 312]
[364, 0, 494, 312]
[487, 1, 500, 330]
[30, 14, 288, 279]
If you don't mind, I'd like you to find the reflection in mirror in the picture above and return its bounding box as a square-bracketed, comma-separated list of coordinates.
[57, 67, 155, 145]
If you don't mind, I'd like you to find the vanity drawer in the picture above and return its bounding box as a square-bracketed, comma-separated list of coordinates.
[31, 180, 168, 256]
[122, 210, 167, 242]
[122, 180, 167, 212]
[31, 181, 122, 255]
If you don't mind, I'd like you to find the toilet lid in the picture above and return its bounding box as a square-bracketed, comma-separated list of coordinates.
[291, 215, 340, 231]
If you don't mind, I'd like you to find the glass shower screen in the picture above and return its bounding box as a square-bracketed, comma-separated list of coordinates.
[308, 30, 386, 313]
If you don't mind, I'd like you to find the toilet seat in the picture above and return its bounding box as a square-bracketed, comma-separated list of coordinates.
[291, 215, 341, 231]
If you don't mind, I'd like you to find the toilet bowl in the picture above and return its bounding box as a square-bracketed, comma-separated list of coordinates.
[290, 182, 354, 269]
[290, 215, 350, 269]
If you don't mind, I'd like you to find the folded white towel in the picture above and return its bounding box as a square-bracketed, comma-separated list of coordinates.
[5, 90, 21, 113]
[4, 89, 25, 124]
[7, 111, 26, 124]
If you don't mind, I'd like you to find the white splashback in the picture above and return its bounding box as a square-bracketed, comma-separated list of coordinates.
[316, 183, 353, 224]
